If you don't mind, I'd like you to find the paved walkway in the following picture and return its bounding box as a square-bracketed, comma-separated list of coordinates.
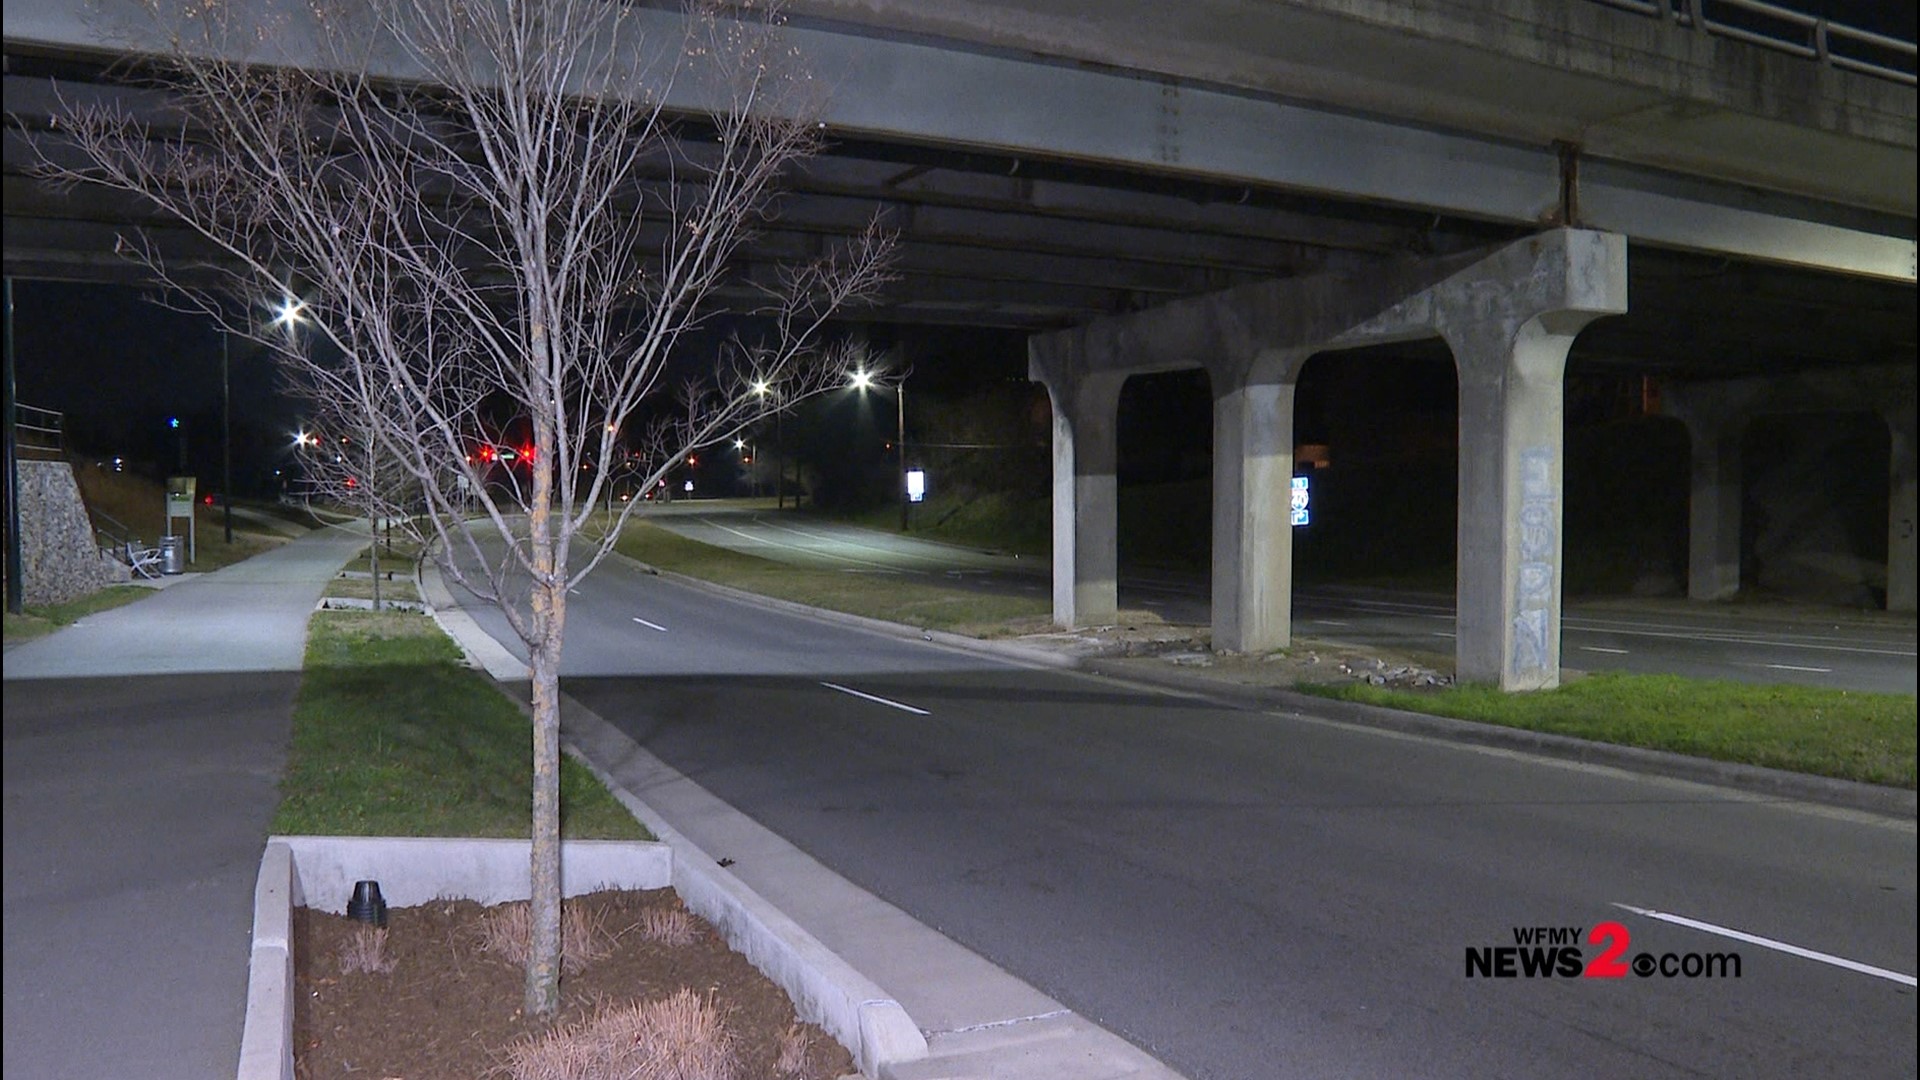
[3, 525, 365, 1080]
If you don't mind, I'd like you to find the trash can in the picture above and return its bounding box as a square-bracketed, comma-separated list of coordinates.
[159, 535, 185, 575]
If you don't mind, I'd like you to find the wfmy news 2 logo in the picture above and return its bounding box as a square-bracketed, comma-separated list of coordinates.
[1466, 920, 1742, 979]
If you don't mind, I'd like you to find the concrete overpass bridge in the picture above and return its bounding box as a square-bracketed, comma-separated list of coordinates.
[4, 0, 1914, 687]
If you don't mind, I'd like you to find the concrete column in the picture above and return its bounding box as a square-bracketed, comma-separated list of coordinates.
[1451, 319, 1581, 690]
[1040, 372, 1126, 628]
[1211, 363, 1300, 654]
[1887, 407, 1916, 613]
[1434, 231, 1624, 691]
[1684, 419, 1744, 601]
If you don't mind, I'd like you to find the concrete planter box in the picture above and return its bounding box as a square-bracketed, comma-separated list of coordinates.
[236, 833, 921, 1079]
[236, 836, 672, 1080]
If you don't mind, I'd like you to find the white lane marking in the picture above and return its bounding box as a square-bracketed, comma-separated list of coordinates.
[819, 682, 930, 715]
[1431, 631, 1456, 638]
[1580, 646, 1630, 655]
[630, 616, 669, 633]
[1572, 625, 1913, 658]
[1314, 619, 1352, 627]
[568, 588, 581, 596]
[1765, 663, 1831, 673]
[1612, 904, 1917, 987]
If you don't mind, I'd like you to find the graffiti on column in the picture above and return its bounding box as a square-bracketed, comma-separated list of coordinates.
[1512, 447, 1556, 678]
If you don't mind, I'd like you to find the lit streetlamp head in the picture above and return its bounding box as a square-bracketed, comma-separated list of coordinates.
[271, 296, 307, 330]
[752, 380, 770, 397]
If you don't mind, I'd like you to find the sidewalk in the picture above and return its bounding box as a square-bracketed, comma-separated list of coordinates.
[2, 525, 366, 1080]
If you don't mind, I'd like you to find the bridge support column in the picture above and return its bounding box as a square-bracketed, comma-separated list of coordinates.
[1211, 356, 1306, 654]
[1887, 406, 1916, 614]
[1440, 233, 1626, 690]
[1684, 419, 1745, 602]
[1035, 370, 1126, 628]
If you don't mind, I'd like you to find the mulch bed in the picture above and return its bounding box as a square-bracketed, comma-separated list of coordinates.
[293, 888, 856, 1079]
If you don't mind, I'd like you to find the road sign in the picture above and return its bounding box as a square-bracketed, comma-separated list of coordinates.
[1291, 475, 1311, 527]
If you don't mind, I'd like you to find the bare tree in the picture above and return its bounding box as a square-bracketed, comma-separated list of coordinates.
[35, 0, 892, 1016]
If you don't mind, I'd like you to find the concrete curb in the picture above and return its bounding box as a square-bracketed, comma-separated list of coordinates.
[236, 837, 673, 1080]
[414, 555, 930, 1076]
[559, 699, 930, 1077]
[417, 559, 531, 680]
[1082, 658, 1919, 820]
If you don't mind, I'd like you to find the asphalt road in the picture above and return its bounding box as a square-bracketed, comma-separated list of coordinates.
[639, 503, 1919, 694]
[450, 542, 1919, 1080]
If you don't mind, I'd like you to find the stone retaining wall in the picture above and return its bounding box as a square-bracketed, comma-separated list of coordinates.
[17, 459, 116, 606]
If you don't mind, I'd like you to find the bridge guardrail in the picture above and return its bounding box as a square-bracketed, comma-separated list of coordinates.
[1593, 0, 1916, 85]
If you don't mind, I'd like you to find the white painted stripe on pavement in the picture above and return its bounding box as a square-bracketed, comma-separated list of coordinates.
[631, 616, 669, 633]
[1578, 625, 1914, 658]
[1314, 619, 1351, 627]
[1580, 646, 1629, 655]
[1612, 904, 1917, 987]
[1431, 631, 1456, 638]
[819, 682, 930, 715]
[1765, 663, 1831, 673]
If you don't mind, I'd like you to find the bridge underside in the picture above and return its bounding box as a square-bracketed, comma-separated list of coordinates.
[4, 6, 1914, 689]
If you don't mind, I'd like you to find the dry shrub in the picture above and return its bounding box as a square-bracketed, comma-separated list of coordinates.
[500, 988, 738, 1080]
[774, 1023, 810, 1076]
[478, 899, 613, 975]
[636, 906, 699, 949]
[337, 925, 397, 975]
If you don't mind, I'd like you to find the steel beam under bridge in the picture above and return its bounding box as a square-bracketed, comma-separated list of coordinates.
[2, 0, 1912, 284]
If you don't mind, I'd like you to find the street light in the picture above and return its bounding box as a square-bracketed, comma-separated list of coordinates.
[754, 380, 790, 510]
[849, 369, 908, 531]
[222, 295, 307, 543]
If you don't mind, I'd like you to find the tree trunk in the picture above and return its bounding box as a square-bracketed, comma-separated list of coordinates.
[524, 614, 563, 1017]
[524, 318, 564, 1018]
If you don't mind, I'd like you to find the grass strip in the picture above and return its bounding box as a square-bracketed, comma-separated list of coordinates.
[0, 585, 156, 643]
[272, 608, 649, 839]
[1300, 673, 1917, 788]
[610, 520, 1049, 634]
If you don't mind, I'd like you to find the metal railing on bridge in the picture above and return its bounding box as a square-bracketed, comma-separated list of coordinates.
[1592, 0, 1917, 85]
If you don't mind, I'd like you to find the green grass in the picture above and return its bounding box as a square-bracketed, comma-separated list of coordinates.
[846, 490, 1051, 557]
[611, 520, 1050, 634]
[1300, 673, 1917, 788]
[271, 609, 649, 839]
[1, 585, 155, 643]
[323, 576, 422, 602]
[74, 461, 292, 573]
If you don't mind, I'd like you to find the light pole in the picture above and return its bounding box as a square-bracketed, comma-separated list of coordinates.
[221, 331, 232, 542]
[850, 369, 908, 531]
[222, 296, 306, 543]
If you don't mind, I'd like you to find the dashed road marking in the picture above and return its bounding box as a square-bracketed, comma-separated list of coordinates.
[819, 682, 929, 715]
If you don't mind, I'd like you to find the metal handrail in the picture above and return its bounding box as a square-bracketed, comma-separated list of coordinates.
[15, 403, 64, 459]
[1590, 0, 1917, 85]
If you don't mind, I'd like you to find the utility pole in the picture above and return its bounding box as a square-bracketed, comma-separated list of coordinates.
[222, 331, 233, 543]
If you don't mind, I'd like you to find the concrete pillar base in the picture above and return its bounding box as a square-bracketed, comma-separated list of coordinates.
[1211, 357, 1305, 654]
[1031, 364, 1126, 629]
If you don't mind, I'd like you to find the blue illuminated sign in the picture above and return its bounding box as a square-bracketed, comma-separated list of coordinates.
[1290, 475, 1310, 527]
